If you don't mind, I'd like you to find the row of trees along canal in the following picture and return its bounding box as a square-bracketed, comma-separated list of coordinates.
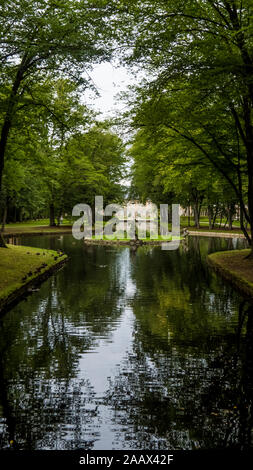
[120, 0, 253, 254]
[1, 1, 253, 255]
[0, 1, 127, 247]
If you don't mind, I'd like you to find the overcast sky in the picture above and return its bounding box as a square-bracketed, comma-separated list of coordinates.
[84, 62, 135, 119]
[83, 62, 140, 188]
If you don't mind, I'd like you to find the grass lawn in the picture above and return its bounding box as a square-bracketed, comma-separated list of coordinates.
[3, 225, 72, 235]
[3, 217, 247, 237]
[181, 216, 241, 227]
[188, 226, 245, 235]
[208, 249, 253, 296]
[0, 245, 67, 308]
[5, 218, 73, 227]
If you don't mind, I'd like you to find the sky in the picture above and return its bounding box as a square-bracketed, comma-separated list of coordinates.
[84, 62, 135, 119]
[83, 62, 139, 188]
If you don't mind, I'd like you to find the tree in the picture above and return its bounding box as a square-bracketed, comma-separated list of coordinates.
[60, 124, 126, 214]
[129, 125, 238, 229]
[116, 0, 253, 250]
[0, 0, 115, 246]
[129, 130, 174, 206]
[0, 76, 95, 230]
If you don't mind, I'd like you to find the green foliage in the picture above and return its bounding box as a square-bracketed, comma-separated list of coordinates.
[121, 0, 253, 240]
[0, 0, 120, 219]
[0, 77, 126, 225]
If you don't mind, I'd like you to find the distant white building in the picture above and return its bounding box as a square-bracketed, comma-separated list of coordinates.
[123, 200, 184, 219]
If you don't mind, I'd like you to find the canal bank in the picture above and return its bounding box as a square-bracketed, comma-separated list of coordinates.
[0, 245, 68, 314]
[188, 230, 246, 238]
[2, 225, 73, 239]
[207, 249, 253, 298]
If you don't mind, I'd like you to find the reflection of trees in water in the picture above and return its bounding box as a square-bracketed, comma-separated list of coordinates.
[103, 238, 252, 449]
[1, 236, 251, 450]
[12, 237, 126, 339]
[0, 244, 128, 449]
[0, 280, 99, 449]
[47, 242, 126, 338]
[104, 302, 253, 449]
[0, 374, 99, 450]
[237, 302, 253, 448]
[129, 241, 242, 353]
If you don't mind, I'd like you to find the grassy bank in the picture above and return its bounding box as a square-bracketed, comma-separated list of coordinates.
[3, 225, 72, 237]
[2, 218, 248, 243]
[208, 249, 253, 297]
[188, 227, 246, 236]
[4, 217, 248, 235]
[0, 245, 68, 313]
[5, 218, 73, 227]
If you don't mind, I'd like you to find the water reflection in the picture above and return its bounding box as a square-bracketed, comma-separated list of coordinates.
[0, 235, 252, 449]
[105, 302, 253, 449]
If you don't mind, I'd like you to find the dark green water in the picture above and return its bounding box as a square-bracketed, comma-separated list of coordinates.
[0, 234, 252, 450]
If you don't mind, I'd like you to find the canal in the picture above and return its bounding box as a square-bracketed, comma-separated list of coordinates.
[0, 234, 252, 450]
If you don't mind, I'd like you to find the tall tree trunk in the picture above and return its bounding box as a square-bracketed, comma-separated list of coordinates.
[247, 165, 253, 254]
[228, 203, 234, 230]
[1, 204, 7, 232]
[0, 233, 7, 248]
[188, 206, 191, 227]
[243, 97, 253, 254]
[208, 205, 212, 230]
[245, 138, 253, 256]
[239, 201, 251, 247]
[211, 206, 218, 229]
[49, 204, 56, 227]
[193, 204, 200, 229]
[0, 53, 28, 197]
[0, 56, 28, 250]
[57, 210, 63, 226]
[0, 204, 7, 247]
